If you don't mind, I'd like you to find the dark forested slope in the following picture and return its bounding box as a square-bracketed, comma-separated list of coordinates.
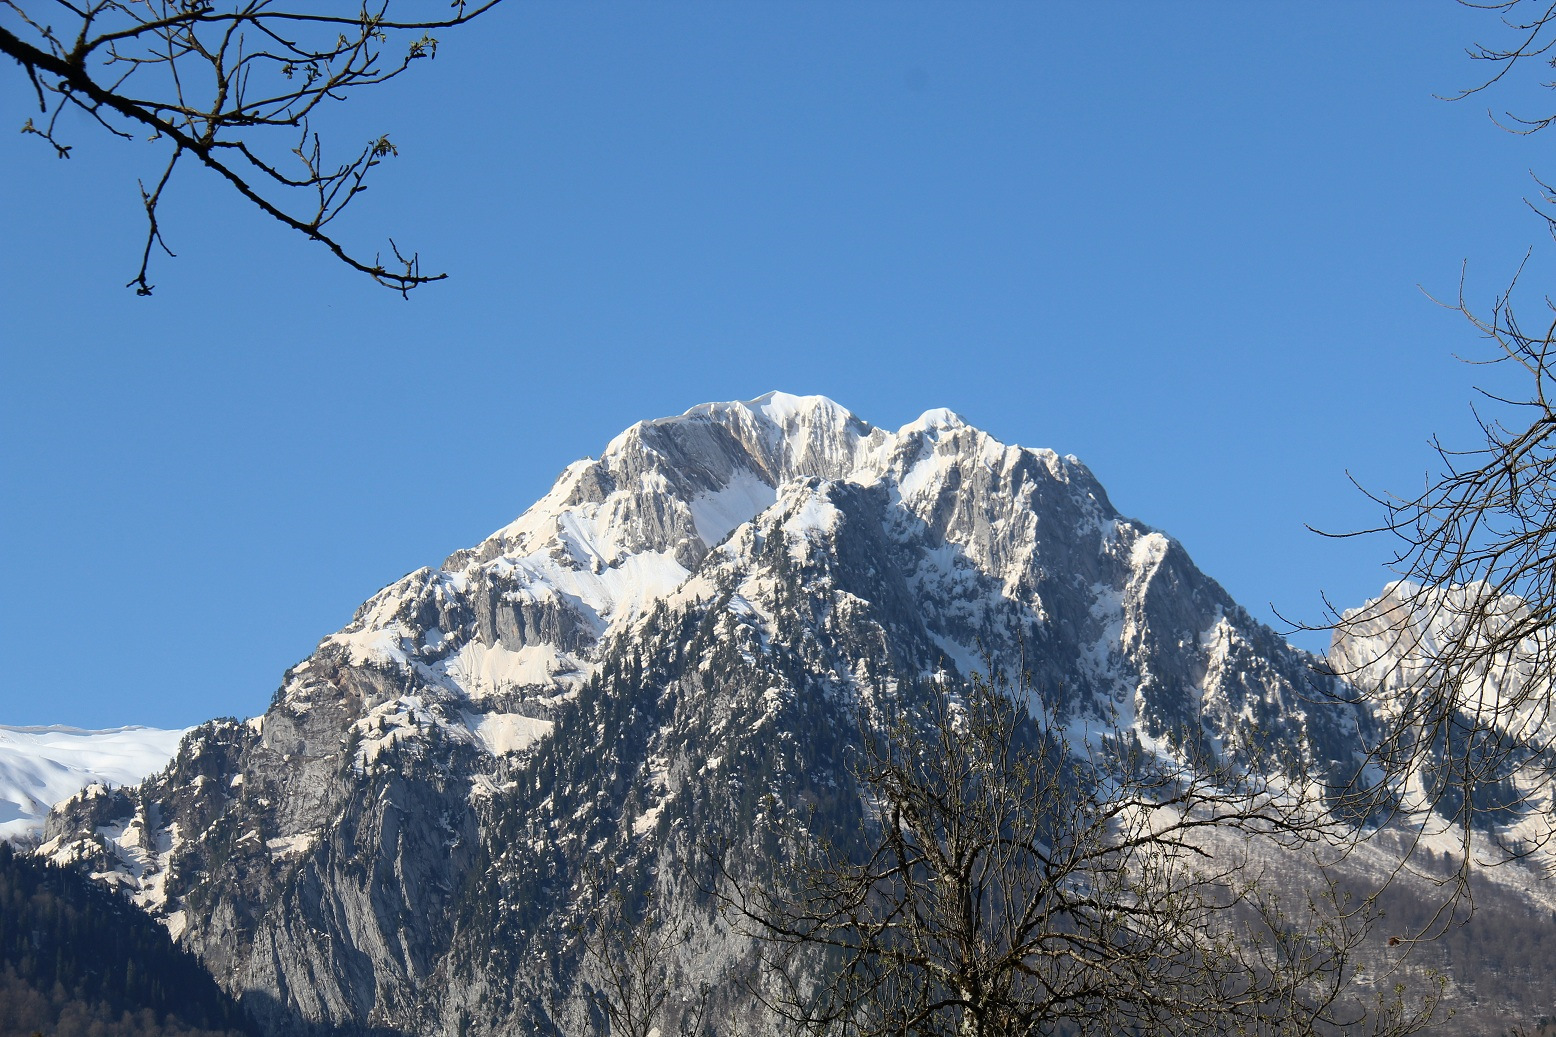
[0, 842, 253, 1037]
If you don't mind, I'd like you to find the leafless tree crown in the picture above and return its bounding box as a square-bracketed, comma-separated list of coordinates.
[2, 1, 501, 295]
[719, 674, 1436, 1037]
[578, 870, 710, 1037]
[1314, 0, 1556, 876]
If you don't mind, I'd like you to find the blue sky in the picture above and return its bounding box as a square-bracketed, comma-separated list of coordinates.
[3, 2, 1552, 729]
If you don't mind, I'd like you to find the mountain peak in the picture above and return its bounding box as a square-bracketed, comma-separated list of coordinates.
[900, 407, 967, 436]
[674, 391, 869, 439]
[38, 392, 1452, 1036]
[745, 390, 860, 429]
[1, 724, 188, 841]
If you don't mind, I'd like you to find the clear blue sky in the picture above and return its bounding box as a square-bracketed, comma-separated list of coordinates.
[3, 3, 1552, 728]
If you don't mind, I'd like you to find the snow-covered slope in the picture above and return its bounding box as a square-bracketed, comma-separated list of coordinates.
[0, 724, 188, 840]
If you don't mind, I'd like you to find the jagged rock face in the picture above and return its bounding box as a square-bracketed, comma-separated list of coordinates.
[39, 393, 1369, 1035]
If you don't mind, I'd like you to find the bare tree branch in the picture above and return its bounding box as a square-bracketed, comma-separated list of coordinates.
[2, 2, 503, 295]
[715, 672, 1438, 1037]
[1299, 0, 1556, 900]
[577, 864, 711, 1037]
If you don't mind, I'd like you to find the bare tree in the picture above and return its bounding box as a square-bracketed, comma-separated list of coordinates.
[579, 872, 710, 1037]
[719, 673, 1435, 1037]
[1448, 0, 1556, 138]
[1313, 0, 1556, 877]
[1, 1, 502, 295]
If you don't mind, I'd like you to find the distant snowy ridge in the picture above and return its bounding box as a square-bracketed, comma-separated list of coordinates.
[0, 724, 189, 840]
[1329, 580, 1556, 882]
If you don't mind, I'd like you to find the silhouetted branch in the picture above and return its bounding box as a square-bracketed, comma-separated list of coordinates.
[2, 1, 503, 295]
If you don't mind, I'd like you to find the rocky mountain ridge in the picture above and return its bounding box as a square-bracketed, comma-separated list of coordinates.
[33, 392, 1536, 1035]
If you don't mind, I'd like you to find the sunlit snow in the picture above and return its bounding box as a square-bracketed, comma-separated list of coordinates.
[0, 725, 189, 840]
[689, 468, 777, 546]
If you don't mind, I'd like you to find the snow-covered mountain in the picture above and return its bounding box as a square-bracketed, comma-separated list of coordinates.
[32, 393, 1540, 1035]
[1329, 581, 1556, 889]
[274, 390, 1350, 768]
[0, 724, 188, 840]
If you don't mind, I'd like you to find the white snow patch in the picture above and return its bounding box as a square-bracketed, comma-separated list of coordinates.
[690, 469, 777, 546]
[462, 711, 554, 756]
[783, 494, 842, 537]
[753, 391, 833, 425]
[900, 408, 967, 436]
[0, 725, 189, 841]
[441, 641, 571, 699]
[928, 635, 984, 682]
[266, 831, 318, 859]
[632, 801, 665, 837]
[352, 695, 441, 767]
[64, 815, 186, 914]
[898, 453, 950, 502]
[1130, 532, 1169, 572]
[326, 625, 411, 669]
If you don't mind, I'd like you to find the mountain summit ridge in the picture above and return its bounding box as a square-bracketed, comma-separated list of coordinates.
[327, 391, 1120, 710]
